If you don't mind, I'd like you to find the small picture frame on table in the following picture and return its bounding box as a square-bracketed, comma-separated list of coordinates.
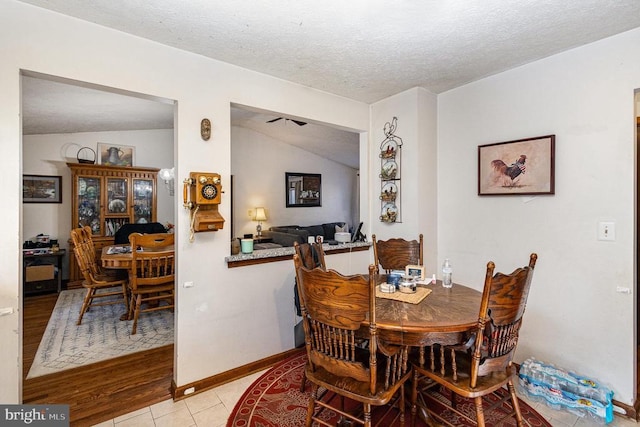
[405, 265, 425, 280]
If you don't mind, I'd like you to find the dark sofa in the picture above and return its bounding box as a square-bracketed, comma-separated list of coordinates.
[262, 222, 347, 247]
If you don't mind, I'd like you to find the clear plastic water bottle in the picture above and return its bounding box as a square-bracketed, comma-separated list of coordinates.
[442, 258, 453, 288]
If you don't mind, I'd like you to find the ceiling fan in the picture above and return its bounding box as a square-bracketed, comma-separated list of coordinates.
[266, 117, 307, 126]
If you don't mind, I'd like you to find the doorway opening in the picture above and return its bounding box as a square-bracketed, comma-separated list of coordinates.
[21, 70, 176, 423]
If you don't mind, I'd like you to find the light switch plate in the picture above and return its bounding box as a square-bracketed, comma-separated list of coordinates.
[598, 222, 615, 241]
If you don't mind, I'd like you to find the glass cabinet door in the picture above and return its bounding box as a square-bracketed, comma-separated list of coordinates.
[133, 179, 153, 224]
[106, 178, 128, 214]
[105, 177, 129, 236]
[77, 176, 101, 235]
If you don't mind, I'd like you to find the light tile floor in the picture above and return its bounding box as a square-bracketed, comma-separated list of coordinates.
[92, 373, 637, 427]
[91, 369, 267, 427]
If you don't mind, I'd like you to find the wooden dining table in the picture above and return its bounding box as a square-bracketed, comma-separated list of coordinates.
[374, 278, 482, 347]
[101, 244, 175, 269]
[372, 277, 482, 426]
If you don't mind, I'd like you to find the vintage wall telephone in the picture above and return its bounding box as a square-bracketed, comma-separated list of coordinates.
[183, 172, 225, 240]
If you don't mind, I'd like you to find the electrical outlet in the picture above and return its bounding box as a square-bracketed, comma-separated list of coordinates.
[598, 222, 615, 241]
[247, 209, 254, 218]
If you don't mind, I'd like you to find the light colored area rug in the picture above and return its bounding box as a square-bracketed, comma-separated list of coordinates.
[27, 288, 173, 379]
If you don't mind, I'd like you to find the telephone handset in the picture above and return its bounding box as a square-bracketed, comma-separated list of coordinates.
[183, 172, 225, 239]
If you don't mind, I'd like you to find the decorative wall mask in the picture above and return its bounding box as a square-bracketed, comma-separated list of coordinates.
[201, 118, 211, 141]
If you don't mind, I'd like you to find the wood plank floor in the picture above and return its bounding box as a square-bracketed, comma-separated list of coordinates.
[23, 292, 174, 427]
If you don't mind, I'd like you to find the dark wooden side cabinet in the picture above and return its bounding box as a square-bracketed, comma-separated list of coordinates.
[23, 249, 66, 296]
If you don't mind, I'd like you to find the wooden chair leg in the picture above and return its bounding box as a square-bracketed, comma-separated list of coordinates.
[508, 380, 524, 426]
[128, 292, 135, 321]
[299, 370, 307, 392]
[363, 402, 371, 427]
[306, 384, 318, 427]
[131, 294, 142, 335]
[474, 396, 485, 427]
[410, 368, 418, 427]
[121, 284, 129, 313]
[77, 288, 94, 325]
[399, 382, 405, 426]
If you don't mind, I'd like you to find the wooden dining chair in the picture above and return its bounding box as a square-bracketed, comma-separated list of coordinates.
[294, 256, 412, 427]
[293, 241, 327, 391]
[293, 241, 327, 271]
[76, 225, 127, 279]
[70, 227, 129, 325]
[127, 232, 175, 335]
[410, 253, 538, 427]
[372, 234, 423, 274]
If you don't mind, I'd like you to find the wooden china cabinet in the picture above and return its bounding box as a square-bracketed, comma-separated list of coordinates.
[67, 163, 159, 281]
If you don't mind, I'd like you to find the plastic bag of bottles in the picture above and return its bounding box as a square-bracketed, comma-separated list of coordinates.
[518, 358, 614, 424]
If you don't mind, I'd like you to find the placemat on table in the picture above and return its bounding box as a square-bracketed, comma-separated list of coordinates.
[375, 285, 432, 304]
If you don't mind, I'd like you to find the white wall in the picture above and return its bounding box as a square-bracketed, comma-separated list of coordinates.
[22, 129, 174, 279]
[0, 0, 369, 402]
[370, 88, 439, 274]
[437, 28, 640, 404]
[231, 126, 357, 237]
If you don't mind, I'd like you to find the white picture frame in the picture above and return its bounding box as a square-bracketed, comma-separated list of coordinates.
[405, 265, 425, 280]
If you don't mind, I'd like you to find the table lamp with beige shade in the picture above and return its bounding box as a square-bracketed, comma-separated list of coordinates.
[253, 207, 267, 237]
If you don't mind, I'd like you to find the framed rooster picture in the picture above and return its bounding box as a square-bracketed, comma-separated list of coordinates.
[478, 135, 555, 196]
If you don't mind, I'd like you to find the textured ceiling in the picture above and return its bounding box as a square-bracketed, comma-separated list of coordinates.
[22, 75, 175, 135]
[18, 0, 640, 168]
[17, 0, 640, 102]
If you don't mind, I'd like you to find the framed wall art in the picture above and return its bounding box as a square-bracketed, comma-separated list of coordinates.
[286, 172, 321, 207]
[478, 135, 555, 196]
[98, 143, 135, 167]
[23, 175, 62, 203]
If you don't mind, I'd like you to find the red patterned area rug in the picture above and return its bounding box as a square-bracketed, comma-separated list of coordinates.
[227, 351, 551, 426]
